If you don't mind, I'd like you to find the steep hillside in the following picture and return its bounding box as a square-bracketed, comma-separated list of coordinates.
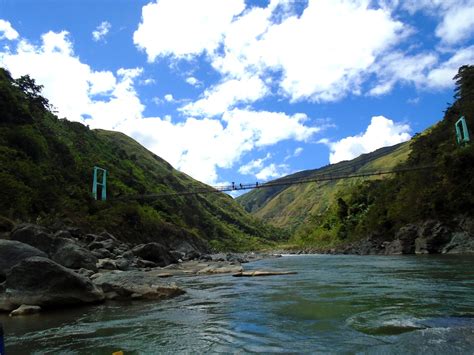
[0, 68, 282, 251]
[238, 65, 474, 252]
[237, 142, 410, 234]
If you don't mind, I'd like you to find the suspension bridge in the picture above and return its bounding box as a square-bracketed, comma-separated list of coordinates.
[104, 164, 435, 201]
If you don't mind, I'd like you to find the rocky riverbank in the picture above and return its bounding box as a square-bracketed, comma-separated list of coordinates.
[280, 217, 474, 256]
[0, 222, 281, 316]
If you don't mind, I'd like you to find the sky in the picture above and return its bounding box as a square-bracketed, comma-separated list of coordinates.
[0, 0, 473, 191]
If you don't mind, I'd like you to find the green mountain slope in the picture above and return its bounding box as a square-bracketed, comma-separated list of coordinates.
[237, 142, 410, 233]
[238, 65, 474, 250]
[0, 68, 281, 251]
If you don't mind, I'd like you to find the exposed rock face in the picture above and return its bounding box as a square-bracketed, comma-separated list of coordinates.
[0, 257, 104, 311]
[132, 243, 177, 267]
[442, 232, 474, 254]
[92, 270, 185, 300]
[52, 242, 98, 272]
[0, 240, 47, 279]
[415, 220, 452, 254]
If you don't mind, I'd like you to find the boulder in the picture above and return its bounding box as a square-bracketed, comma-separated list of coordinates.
[0, 257, 104, 311]
[52, 242, 98, 272]
[10, 224, 57, 255]
[132, 243, 177, 267]
[92, 270, 185, 300]
[92, 248, 113, 259]
[9, 304, 41, 317]
[96, 258, 118, 270]
[0, 240, 47, 279]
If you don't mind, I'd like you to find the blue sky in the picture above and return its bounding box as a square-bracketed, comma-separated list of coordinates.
[1, 0, 473, 189]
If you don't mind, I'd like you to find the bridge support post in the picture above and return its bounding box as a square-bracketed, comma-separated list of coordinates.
[92, 166, 107, 201]
[455, 116, 470, 145]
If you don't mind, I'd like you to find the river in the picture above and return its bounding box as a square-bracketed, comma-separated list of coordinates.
[2, 254, 474, 354]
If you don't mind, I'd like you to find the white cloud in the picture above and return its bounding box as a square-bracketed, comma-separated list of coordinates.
[255, 163, 289, 181]
[181, 75, 268, 117]
[92, 21, 111, 42]
[164, 94, 174, 102]
[213, 0, 406, 102]
[400, 0, 474, 45]
[0, 30, 144, 129]
[118, 109, 319, 184]
[369, 46, 474, 94]
[426, 46, 474, 89]
[0, 19, 19, 40]
[185, 76, 200, 86]
[133, 0, 245, 61]
[322, 116, 411, 164]
[436, 2, 474, 44]
[239, 153, 271, 175]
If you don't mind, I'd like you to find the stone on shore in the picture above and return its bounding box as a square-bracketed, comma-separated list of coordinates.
[9, 304, 41, 317]
[0, 257, 104, 311]
[0, 240, 47, 279]
[52, 242, 98, 272]
[132, 242, 177, 267]
[92, 270, 184, 300]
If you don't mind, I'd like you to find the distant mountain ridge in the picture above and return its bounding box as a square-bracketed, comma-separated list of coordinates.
[237, 141, 410, 234]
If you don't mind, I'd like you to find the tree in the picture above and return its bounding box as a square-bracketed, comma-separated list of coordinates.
[13, 75, 50, 109]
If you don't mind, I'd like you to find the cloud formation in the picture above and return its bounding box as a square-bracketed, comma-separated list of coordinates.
[0, 19, 19, 40]
[322, 116, 411, 164]
[92, 21, 111, 42]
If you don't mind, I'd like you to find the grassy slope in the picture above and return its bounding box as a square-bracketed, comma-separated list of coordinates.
[237, 142, 410, 234]
[0, 68, 281, 251]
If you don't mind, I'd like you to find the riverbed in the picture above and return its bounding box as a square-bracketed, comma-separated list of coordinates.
[2, 254, 474, 353]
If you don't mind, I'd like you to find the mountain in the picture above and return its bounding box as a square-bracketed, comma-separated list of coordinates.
[0, 68, 282, 252]
[237, 140, 411, 241]
[238, 65, 474, 252]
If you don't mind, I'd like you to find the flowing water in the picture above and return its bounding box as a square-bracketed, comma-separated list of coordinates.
[2, 254, 474, 354]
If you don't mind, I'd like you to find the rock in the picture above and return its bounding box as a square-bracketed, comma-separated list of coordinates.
[0, 257, 104, 311]
[226, 253, 249, 263]
[52, 242, 98, 272]
[384, 239, 415, 255]
[196, 264, 243, 274]
[9, 304, 41, 317]
[199, 254, 213, 262]
[0, 240, 47, 279]
[136, 259, 158, 268]
[415, 220, 452, 254]
[184, 250, 201, 261]
[92, 270, 185, 300]
[97, 258, 118, 270]
[233, 270, 298, 277]
[10, 224, 57, 255]
[92, 248, 114, 259]
[132, 243, 177, 267]
[88, 240, 117, 252]
[77, 268, 95, 278]
[115, 258, 131, 271]
[442, 232, 474, 254]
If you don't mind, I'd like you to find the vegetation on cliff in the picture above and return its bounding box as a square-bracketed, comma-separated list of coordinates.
[0, 68, 282, 251]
